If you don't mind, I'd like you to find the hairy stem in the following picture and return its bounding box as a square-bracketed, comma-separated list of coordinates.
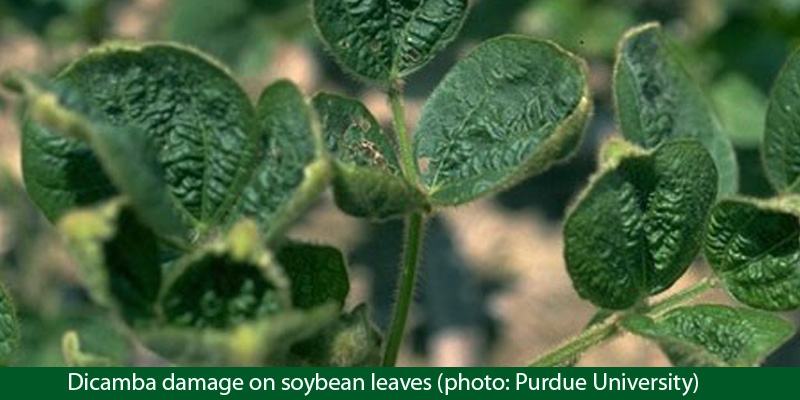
[527, 277, 717, 367]
[389, 85, 420, 185]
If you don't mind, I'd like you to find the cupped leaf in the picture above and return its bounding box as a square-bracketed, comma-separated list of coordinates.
[159, 220, 290, 329]
[312, 92, 427, 219]
[0, 281, 20, 366]
[8, 76, 188, 241]
[312, 0, 468, 84]
[614, 23, 738, 195]
[290, 304, 382, 367]
[141, 304, 338, 366]
[61, 331, 121, 367]
[20, 43, 258, 233]
[764, 47, 800, 192]
[565, 140, 718, 309]
[705, 197, 800, 311]
[623, 305, 795, 367]
[277, 241, 350, 310]
[415, 35, 592, 206]
[58, 198, 161, 326]
[227, 81, 332, 241]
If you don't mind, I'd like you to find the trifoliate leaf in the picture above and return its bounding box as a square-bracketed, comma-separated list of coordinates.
[58, 198, 161, 325]
[614, 23, 738, 195]
[415, 35, 591, 206]
[705, 197, 800, 311]
[277, 241, 349, 310]
[290, 304, 382, 367]
[61, 331, 121, 367]
[19, 43, 258, 234]
[159, 220, 290, 329]
[565, 141, 718, 309]
[623, 305, 795, 367]
[312, 92, 427, 219]
[764, 47, 800, 193]
[312, 0, 468, 84]
[0, 281, 20, 366]
[227, 81, 332, 241]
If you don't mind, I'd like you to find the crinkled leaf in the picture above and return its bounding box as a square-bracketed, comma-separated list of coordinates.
[312, 92, 426, 219]
[159, 220, 291, 329]
[0, 281, 20, 366]
[764, 47, 800, 192]
[623, 305, 795, 367]
[58, 198, 161, 325]
[141, 304, 338, 366]
[277, 241, 349, 310]
[415, 35, 592, 206]
[290, 304, 381, 367]
[61, 331, 121, 367]
[614, 23, 738, 195]
[227, 81, 331, 241]
[565, 141, 718, 309]
[312, 0, 468, 84]
[20, 43, 258, 233]
[705, 197, 800, 311]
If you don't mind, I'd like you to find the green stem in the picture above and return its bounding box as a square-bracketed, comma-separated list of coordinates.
[527, 277, 717, 367]
[389, 85, 420, 185]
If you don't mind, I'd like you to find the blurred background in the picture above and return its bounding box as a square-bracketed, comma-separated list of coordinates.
[1, 0, 800, 367]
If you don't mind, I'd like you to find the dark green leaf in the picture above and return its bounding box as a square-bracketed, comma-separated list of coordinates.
[227, 81, 331, 241]
[159, 220, 291, 329]
[705, 197, 800, 310]
[58, 198, 161, 325]
[565, 140, 718, 309]
[764, 47, 800, 192]
[623, 305, 795, 367]
[61, 331, 121, 367]
[0, 280, 20, 366]
[20, 43, 258, 233]
[614, 23, 738, 195]
[312, 92, 427, 219]
[290, 304, 382, 367]
[277, 241, 349, 310]
[312, 0, 468, 84]
[415, 35, 591, 206]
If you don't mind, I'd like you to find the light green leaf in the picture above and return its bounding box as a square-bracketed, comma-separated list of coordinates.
[312, 0, 468, 84]
[277, 241, 350, 310]
[415, 35, 592, 206]
[623, 305, 795, 367]
[312, 92, 427, 219]
[290, 304, 382, 367]
[764, 46, 800, 193]
[705, 197, 800, 310]
[58, 198, 161, 325]
[565, 141, 718, 309]
[159, 220, 291, 329]
[227, 81, 332, 241]
[614, 23, 738, 195]
[0, 280, 20, 366]
[61, 331, 121, 367]
[711, 73, 767, 148]
[19, 43, 258, 234]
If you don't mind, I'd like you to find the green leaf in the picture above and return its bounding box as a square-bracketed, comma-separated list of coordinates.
[312, 92, 427, 219]
[565, 141, 718, 309]
[277, 241, 349, 310]
[61, 331, 121, 367]
[705, 197, 800, 311]
[20, 43, 258, 233]
[614, 23, 738, 195]
[141, 304, 338, 366]
[623, 305, 795, 367]
[290, 304, 382, 367]
[312, 0, 468, 84]
[58, 199, 161, 325]
[159, 220, 291, 329]
[227, 81, 332, 241]
[0, 280, 20, 366]
[711, 73, 767, 148]
[764, 47, 800, 193]
[415, 35, 592, 206]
